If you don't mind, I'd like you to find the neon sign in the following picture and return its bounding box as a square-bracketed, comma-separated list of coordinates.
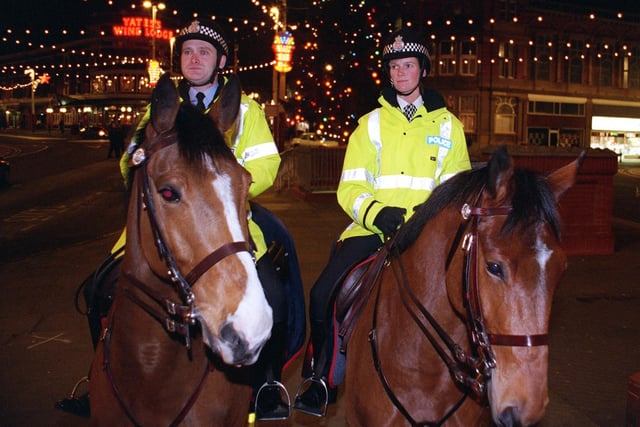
[113, 17, 174, 41]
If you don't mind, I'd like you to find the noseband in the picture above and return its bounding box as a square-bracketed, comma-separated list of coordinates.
[124, 133, 251, 349]
[369, 192, 550, 427]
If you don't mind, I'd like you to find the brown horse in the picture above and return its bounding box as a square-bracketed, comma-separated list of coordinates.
[343, 147, 583, 426]
[90, 73, 273, 426]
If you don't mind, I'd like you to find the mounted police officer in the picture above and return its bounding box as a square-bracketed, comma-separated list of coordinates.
[293, 26, 471, 416]
[58, 18, 302, 421]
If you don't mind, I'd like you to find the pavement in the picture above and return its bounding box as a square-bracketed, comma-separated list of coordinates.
[0, 132, 639, 426]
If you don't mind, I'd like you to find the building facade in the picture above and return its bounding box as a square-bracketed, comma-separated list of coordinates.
[420, 0, 640, 160]
[2, 1, 640, 160]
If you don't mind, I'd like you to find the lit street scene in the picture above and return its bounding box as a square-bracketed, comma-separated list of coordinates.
[2, 1, 640, 426]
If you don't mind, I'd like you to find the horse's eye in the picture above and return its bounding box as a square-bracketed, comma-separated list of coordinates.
[158, 187, 180, 202]
[486, 262, 504, 280]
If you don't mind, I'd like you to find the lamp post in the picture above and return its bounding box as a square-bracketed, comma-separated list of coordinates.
[143, 1, 165, 87]
[24, 68, 35, 115]
[143, 1, 165, 61]
[24, 68, 35, 131]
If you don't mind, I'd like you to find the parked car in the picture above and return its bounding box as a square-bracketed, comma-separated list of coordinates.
[79, 125, 108, 139]
[0, 157, 10, 188]
[290, 132, 339, 148]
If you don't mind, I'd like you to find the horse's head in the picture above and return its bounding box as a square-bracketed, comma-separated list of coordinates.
[446, 147, 583, 425]
[130, 73, 272, 366]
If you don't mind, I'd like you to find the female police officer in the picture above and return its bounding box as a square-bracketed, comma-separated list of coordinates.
[293, 26, 471, 416]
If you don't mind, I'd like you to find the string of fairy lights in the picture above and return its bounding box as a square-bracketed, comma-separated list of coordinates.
[0, 0, 297, 90]
[2, 1, 635, 90]
[1, 0, 639, 139]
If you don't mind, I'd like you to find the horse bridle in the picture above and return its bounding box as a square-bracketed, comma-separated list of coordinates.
[368, 192, 549, 427]
[124, 133, 252, 349]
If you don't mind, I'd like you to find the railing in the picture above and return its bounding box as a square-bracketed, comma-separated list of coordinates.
[274, 146, 346, 193]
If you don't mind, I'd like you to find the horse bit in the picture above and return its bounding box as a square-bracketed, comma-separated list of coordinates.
[124, 133, 252, 349]
[368, 194, 549, 427]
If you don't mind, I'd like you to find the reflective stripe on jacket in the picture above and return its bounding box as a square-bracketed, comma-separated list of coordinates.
[337, 88, 471, 241]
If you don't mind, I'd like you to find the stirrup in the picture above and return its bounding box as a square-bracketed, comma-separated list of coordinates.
[293, 376, 329, 417]
[67, 376, 90, 400]
[254, 380, 291, 421]
[55, 376, 90, 417]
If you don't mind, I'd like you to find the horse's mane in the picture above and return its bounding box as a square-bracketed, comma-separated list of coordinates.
[174, 103, 237, 166]
[394, 166, 562, 252]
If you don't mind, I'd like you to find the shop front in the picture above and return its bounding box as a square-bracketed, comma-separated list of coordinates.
[590, 100, 640, 162]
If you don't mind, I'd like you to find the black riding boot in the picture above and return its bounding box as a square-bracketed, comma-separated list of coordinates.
[293, 321, 337, 416]
[254, 321, 290, 420]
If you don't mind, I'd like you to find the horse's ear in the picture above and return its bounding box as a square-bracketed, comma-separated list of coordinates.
[150, 73, 179, 134]
[209, 75, 241, 135]
[485, 145, 514, 202]
[546, 150, 585, 201]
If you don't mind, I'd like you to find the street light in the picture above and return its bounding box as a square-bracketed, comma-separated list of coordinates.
[142, 1, 165, 61]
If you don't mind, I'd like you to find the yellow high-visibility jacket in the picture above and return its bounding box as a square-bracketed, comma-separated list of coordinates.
[337, 87, 471, 242]
[114, 75, 281, 259]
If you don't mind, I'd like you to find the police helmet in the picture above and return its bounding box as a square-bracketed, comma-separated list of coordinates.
[175, 19, 230, 61]
[381, 27, 431, 75]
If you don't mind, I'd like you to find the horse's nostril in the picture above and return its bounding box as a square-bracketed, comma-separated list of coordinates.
[220, 322, 240, 346]
[498, 406, 523, 427]
[220, 322, 249, 362]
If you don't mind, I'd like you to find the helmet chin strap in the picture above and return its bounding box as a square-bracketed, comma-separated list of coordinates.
[393, 82, 421, 97]
[186, 69, 218, 87]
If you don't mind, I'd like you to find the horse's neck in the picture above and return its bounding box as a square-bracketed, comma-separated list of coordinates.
[395, 207, 471, 342]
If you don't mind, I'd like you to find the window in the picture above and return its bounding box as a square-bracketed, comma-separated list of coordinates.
[494, 98, 516, 134]
[598, 44, 613, 87]
[498, 0, 517, 22]
[534, 35, 552, 81]
[565, 40, 584, 84]
[439, 41, 456, 75]
[528, 101, 584, 116]
[91, 77, 105, 94]
[459, 95, 477, 132]
[599, 57, 613, 87]
[120, 76, 136, 92]
[498, 42, 517, 78]
[559, 129, 583, 148]
[528, 128, 549, 146]
[460, 41, 477, 76]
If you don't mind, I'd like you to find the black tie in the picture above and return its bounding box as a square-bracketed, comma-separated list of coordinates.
[403, 104, 417, 122]
[195, 92, 206, 111]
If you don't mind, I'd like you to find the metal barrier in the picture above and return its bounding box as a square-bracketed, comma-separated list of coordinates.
[274, 146, 346, 193]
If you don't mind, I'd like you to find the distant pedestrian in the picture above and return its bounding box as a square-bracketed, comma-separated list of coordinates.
[59, 119, 64, 134]
[107, 121, 124, 159]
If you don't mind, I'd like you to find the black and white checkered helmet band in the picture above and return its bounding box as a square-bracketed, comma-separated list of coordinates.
[382, 39, 429, 60]
[178, 20, 229, 57]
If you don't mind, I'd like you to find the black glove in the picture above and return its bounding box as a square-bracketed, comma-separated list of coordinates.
[373, 206, 406, 236]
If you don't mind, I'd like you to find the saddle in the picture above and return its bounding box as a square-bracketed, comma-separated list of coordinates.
[76, 247, 123, 348]
[335, 244, 390, 352]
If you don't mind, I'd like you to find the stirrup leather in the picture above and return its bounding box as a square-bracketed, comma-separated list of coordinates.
[293, 376, 329, 417]
[254, 380, 291, 421]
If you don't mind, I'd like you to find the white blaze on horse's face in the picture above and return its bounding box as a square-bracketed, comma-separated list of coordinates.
[191, 166, 273, 366]
[486, 227, 562, 426]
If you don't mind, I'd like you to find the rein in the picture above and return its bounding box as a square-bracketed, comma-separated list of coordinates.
[368, 193, 550, 425]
